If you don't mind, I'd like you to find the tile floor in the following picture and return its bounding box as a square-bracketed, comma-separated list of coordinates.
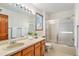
[45, 43, 76, 56]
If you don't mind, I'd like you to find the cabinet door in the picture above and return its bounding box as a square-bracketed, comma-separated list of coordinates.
[35, 46, 41, 56]
[22, 45, 34, 56]
[41, 40, 45, 56]
[23, 50, 34, 56]
[35, 42, 41, 56]
[41, 43, 45, 56]
[0, 14, 8, 40]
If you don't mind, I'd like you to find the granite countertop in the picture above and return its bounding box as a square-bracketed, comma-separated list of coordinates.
[0, 37, 45, 56]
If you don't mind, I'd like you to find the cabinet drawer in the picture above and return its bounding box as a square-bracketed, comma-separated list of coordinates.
[22, 45, 34, 55]
[41, 43, 45, 56]
[35, 42, 41, 48]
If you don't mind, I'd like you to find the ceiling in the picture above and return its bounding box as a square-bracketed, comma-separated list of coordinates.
[32, 3, 74, 13]
[0, 3, 74, 14]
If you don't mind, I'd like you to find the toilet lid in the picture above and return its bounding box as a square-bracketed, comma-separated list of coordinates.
[45, 42, 52, 46]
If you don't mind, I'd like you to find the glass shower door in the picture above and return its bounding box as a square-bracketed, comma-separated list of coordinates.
[58, 19, 74, 47]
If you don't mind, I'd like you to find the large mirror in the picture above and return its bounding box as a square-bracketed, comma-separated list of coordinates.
[0, 3, 35, 40]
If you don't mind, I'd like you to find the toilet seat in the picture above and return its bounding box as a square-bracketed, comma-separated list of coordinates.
[45, 42, 52, 52]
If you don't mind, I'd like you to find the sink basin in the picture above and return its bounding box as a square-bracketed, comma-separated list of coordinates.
[3, 43, 24, 51]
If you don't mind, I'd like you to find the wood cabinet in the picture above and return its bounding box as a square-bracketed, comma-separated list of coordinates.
[0, 14, 8, 41]
[12, 40, 45, 56]
[41, 40, 45, 56]
[35, 42, 41, 56]
[23, 50, 34, 56]
[22, 45, 34, 56]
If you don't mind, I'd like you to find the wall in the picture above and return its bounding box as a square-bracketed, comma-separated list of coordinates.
[25, 4, 46, 37]
[50, 9, 74, 20]
[75, 3, 79, 55]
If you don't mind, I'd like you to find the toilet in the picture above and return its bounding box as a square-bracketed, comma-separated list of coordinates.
[45, 42, 52, 52]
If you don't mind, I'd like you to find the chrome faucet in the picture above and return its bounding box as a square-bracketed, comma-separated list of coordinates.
[8, 39, 17, 45]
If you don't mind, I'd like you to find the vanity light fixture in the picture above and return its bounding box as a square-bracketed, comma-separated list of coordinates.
[16, 4, 21, 8]
[15, 3, 35, 15]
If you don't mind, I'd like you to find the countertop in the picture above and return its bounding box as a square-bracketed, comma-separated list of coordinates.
[0, 37, 45, 56]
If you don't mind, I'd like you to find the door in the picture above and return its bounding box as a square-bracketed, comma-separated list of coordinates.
[35, 46, 41, 56]
[41, 40, 45, 56]
[35, 43, 41, 56]
[58, 19, 74, 47]
[46, 20, 57, 43]
[0, 14, 8, 40]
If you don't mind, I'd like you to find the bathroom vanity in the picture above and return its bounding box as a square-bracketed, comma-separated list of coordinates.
[13, 39, 45, 56]
[0, 38, 45, 56]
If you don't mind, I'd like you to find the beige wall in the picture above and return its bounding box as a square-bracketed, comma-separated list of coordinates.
[75, 3, 79, 55]
[24, 4, 46, 37]
[50, 9, 74, 20]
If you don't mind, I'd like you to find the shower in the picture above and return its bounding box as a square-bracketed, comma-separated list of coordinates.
[46, 15, 74, 47]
